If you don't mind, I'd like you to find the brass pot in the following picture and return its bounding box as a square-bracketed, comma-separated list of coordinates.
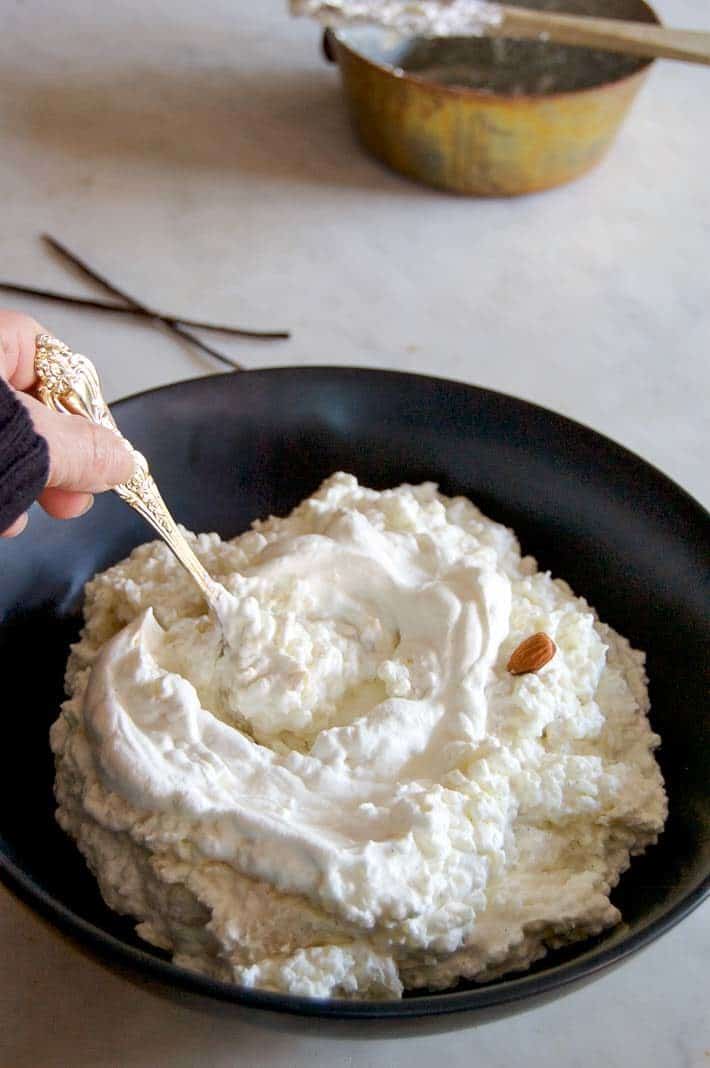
[325, 0, 659, 196]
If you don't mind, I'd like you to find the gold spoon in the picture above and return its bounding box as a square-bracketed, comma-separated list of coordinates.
[33, 333, 230, 621]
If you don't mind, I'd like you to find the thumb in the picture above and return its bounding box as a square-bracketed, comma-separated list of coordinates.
[21, 394, 135, 493]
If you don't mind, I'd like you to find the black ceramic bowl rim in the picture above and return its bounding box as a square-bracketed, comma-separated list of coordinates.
[1, 365, 708, 1022]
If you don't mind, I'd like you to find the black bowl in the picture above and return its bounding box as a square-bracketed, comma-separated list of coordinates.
[1, 367, 707, 1035]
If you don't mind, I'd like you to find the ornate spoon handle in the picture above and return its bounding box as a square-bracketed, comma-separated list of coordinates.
[33, 334, 223, 613]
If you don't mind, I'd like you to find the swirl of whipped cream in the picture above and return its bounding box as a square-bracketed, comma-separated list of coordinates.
[83, 495, 510, 942]
[53, 474, 666, 997]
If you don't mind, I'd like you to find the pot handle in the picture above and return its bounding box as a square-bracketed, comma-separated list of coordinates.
[322, 28, 338, 62]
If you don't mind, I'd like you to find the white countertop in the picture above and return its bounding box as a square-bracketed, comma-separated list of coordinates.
[1, 1, 708, 1064]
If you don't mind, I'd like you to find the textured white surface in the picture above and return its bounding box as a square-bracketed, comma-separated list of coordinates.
[290, 0, 502, 36]
[52, 475, 666, 998]
[0, 0, 708, 1063]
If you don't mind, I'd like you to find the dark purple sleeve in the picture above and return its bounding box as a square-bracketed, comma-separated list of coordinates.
[0, 377, 49, 531]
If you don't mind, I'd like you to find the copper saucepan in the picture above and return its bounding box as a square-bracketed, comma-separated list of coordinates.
[323, 0, 660, 196]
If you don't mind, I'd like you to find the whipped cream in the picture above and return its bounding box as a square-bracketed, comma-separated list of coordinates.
[52, 474, 667, 999]
[290, 1, 503, 38]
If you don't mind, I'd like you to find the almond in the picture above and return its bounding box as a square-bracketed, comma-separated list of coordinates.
[507, 632, 556, 676]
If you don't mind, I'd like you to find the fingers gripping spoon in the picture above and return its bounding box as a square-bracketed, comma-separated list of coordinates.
[33, 334, 236, 634]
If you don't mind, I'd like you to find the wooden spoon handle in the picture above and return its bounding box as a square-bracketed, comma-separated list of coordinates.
[496, 6, 710, 66]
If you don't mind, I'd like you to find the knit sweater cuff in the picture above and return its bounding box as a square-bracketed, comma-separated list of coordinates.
[0, 378, 49, 531]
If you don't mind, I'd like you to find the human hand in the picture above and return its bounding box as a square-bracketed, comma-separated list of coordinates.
[1, 309, 134, 537]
